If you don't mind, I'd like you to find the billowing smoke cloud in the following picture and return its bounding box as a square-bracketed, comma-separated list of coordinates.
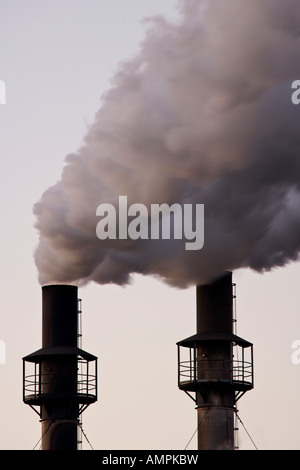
[34, 0, 300, 287]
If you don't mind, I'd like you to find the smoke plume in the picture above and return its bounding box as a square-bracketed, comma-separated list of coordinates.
[34, 0, 300, 287]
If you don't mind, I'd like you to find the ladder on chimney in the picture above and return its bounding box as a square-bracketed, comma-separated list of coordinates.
[78, 298, 82, 348]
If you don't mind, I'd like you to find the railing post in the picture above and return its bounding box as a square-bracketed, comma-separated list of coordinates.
[177, 346, 180, 387]
[34, 363, 37, 398]
[86, 360, 89, 396]
[22, 360, 25, 402]
[39, 364, 42, 401]
[95, 358, 98, 401]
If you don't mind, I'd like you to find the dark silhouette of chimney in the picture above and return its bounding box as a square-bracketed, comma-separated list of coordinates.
[177, 272, 253, 450]
[23, 285, 97, 450]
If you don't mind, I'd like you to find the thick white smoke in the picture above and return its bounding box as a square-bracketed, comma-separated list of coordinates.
[34, 0, 300, 287]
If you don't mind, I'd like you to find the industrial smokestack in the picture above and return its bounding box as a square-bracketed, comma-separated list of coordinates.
[196, 272, 233, 334]
[23, 285, 97, 450]
[42, 284, 78, 349]
[40, 285, 80, 450]
[196, 272, 236, 450]
[177, 272, 253, 450]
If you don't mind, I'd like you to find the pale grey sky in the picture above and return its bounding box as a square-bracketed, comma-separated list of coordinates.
[0, 0, 300, 450]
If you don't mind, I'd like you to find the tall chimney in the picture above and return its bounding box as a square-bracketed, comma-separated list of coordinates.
[23, 285, 97, 450]
[177, 272, 253, 450]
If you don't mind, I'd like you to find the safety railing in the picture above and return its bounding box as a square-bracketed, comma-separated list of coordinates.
[178, 358, 253, 387]
[178, 340, 254, 394]
[23, 357, 97, 404]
